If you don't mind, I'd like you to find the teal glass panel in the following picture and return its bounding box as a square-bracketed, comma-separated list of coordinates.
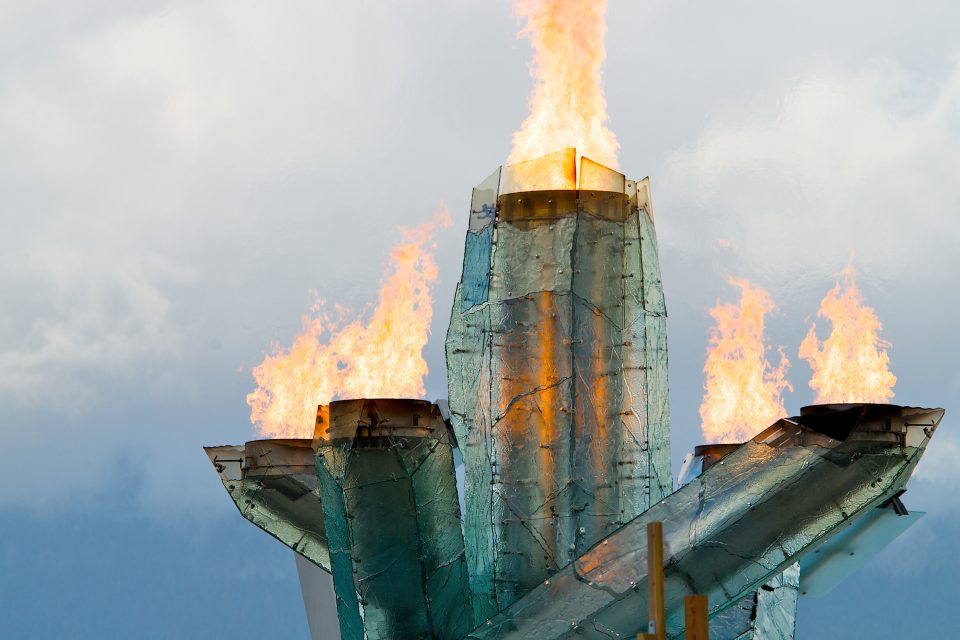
[446, 282, 497, 623]
[315, 400, 473, 640]
[316, 457, 364, 639]
[461, 226, 493, 311]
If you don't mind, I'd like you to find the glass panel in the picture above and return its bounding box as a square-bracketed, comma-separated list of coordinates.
[799, 507, 923, 598]
[752, 564, 801, 639]
[710, 564, 800, 639]
[470, 167, 501, 232]
[638, 208, 667, 316]
[488, 292, 575, 607]
[579, 156, 626, 193]
[460, 226, 493, 311]
[204, 440, 332, 572]
[315, 400, 474, 640]
[636, 176, 654, 221]
[500, 148, 576, 194]
[445, 288, 498, 622]
[623, 211, 672, 502]
[487, 215, 576, 300]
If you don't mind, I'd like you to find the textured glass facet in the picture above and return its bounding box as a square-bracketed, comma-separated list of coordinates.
[462, 167, 500, 312]
[461, 226, 494, 311]
[446, 166, 673, 617]
[463, 405, 943, 639]
[315, 399, 474, 640]
[579, 156, 625, 193]
[204, 440, 331, 571]
[500, 148, 576, 194]
[470, 167, 500, 232]
[710, 564, 800, 639]
[753, 564, 801, 639]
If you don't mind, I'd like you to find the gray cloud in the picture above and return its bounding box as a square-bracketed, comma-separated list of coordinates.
[2, 0, 957, 519]
[661, 58, 960, 284]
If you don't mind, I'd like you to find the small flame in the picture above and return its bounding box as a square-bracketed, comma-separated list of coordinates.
[246, 205, 452, 439]
[509, 0, 619, 169]
[700, 279, 792, 443]
[799, 261, 896, 404]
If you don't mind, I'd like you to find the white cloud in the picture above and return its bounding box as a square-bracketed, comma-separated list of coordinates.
[660, 58, 960, 289]
[0, 0, 421, 408]
[0, 225, 185, 404]
[0, 0, 514, 510]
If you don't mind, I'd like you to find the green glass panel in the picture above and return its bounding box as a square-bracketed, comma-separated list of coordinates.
[315, 400, 473, 640]
[446, 285, 498, 622]
[462, 227, 494, 311]
[316, 457, 364, 639]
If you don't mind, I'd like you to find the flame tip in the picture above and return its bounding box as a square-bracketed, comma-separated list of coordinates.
[249, 206, 447, 439]
[508, 0, 619, 185]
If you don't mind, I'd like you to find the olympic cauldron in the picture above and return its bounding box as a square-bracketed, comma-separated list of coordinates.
[205, 150, 944, 640]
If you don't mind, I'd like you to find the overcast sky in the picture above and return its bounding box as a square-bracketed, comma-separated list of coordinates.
[2, 1, 958, 637]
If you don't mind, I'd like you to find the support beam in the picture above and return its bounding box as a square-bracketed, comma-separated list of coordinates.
[684, 595, 708, 640]
[642, 521, 666, 640]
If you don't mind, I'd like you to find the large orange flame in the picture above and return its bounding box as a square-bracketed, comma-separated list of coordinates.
[246, 205, 452, 439]
[700, 279, 792, 443]
[509, 0, 619, 169]
[799, 262, 896, 404]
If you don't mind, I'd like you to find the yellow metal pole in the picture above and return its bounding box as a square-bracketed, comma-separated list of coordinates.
[647, 521, 666, 640]
[684, 594, 708, 640]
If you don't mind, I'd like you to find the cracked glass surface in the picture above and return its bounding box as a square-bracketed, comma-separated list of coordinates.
[464, 405, 943, 639]
[315, 399, 474, 640]
[446, 157, 672, 618]
[678, 450, 800, 640]
[709, 563, 800, 639]
[204, 439, 331, 571]
[461, 167, 499, 312]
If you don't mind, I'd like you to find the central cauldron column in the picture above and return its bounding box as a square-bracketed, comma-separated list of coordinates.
[446, 149, 673, 619]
